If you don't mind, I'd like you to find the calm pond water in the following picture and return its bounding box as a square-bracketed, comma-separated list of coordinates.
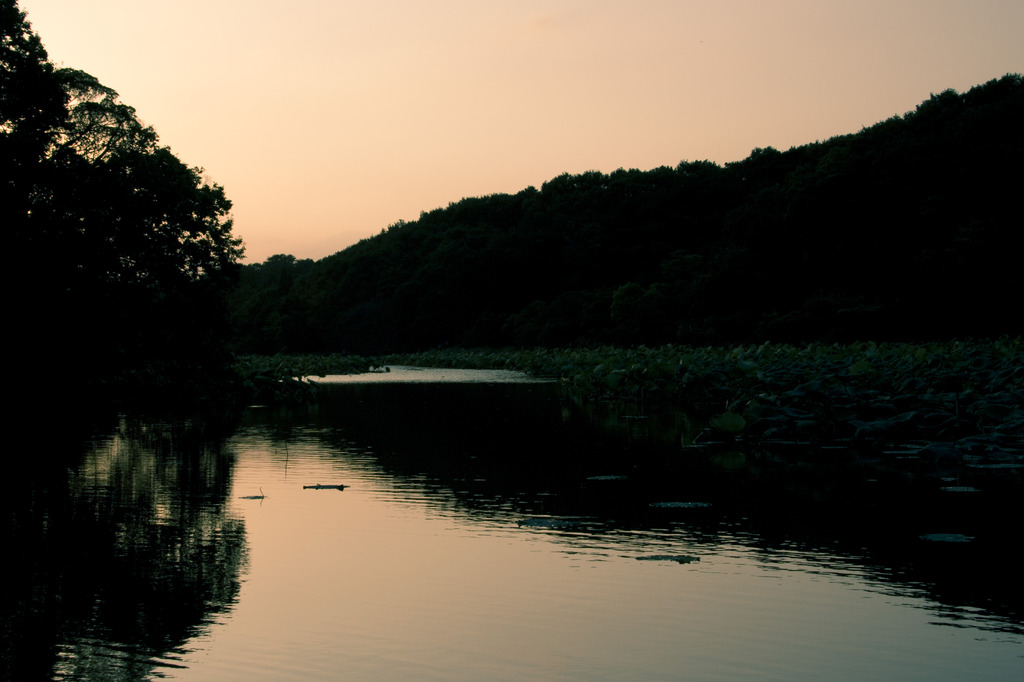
[5, 369, 1023, 680]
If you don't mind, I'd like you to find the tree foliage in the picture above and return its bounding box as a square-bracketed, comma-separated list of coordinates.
[232, 74, 1023, 354]
[3, 0, 243, 406]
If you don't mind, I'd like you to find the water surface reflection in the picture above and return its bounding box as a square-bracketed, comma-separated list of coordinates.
[4, 420, 246, 680]
[6, 375, 1023, 680]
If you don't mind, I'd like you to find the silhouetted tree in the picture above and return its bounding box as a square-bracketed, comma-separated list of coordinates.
[4, 0, 243, 407]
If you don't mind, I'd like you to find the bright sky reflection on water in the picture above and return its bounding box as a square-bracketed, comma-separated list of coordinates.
[161, 399, 1024, 682]
[20, 375, 1021, 680]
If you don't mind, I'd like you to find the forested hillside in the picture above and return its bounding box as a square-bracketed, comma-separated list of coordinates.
[230, 75, 1023, 354]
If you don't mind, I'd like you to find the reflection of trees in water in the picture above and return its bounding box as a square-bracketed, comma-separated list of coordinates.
[2, 419, 247, 681]
[270, 384, 1024, 630]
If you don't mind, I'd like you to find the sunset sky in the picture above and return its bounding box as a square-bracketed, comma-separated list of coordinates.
[19, 0, 1024, 263]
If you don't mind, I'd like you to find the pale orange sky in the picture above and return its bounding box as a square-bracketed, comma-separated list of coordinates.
[19, 0, 1024, 263]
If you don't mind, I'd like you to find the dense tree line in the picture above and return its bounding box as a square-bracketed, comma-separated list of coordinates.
[233, 74, 1022, 354]
[3, 1, 243, 405]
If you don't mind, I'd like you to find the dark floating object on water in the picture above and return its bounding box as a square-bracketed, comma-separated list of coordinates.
[517, 517, 581, 529]
[636, 554, 701, 564]
[303, 483, 348, 491]
[239, 487, 266, 500]
[649, 501, 712, 509]
[919, 533, 974, 543]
